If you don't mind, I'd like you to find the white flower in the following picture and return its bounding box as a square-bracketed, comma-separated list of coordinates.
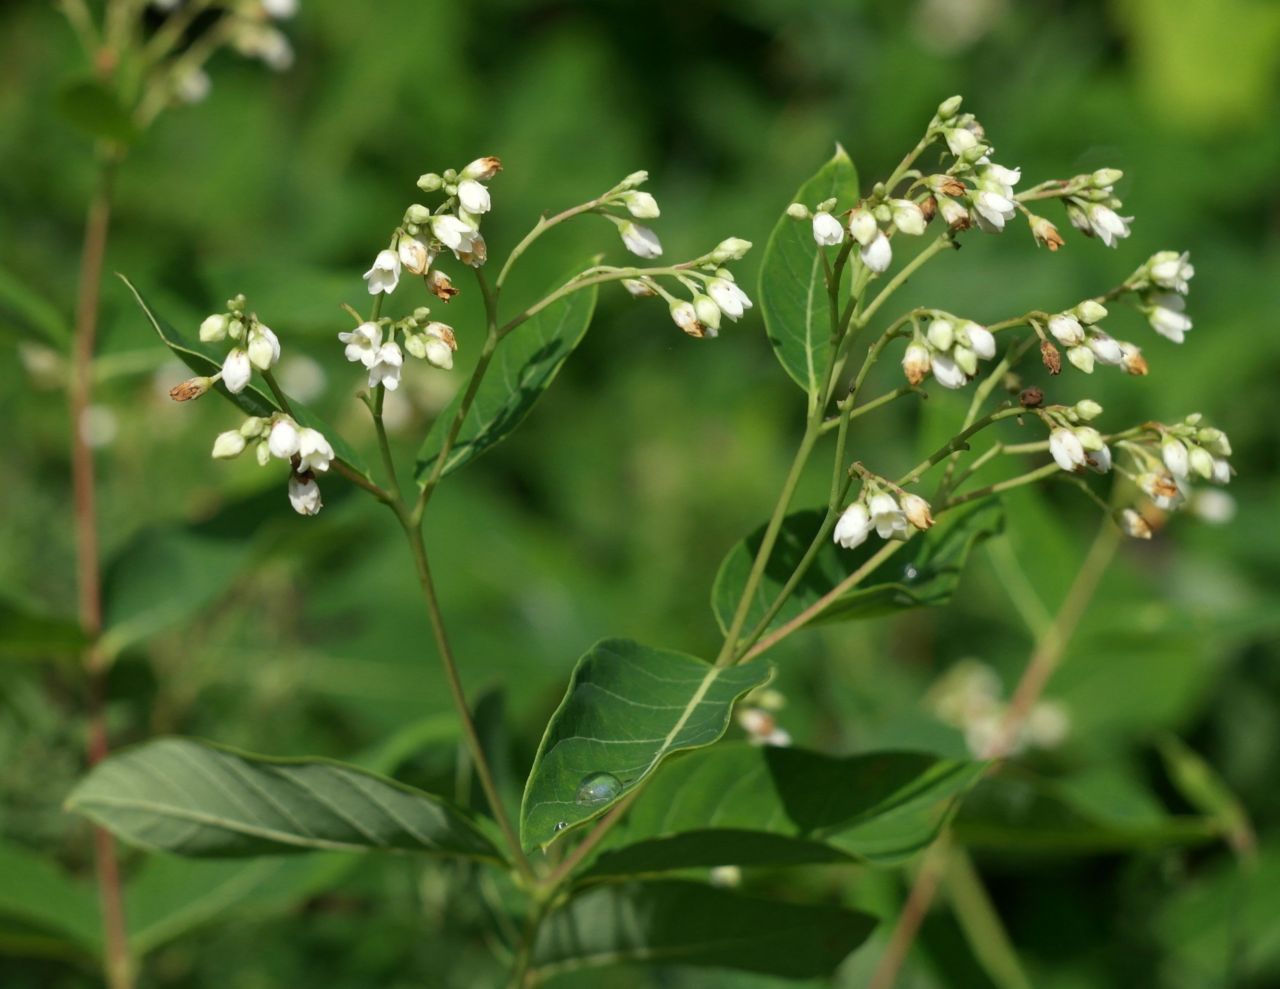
[1025, 701, 1070, 749]
[868, 492, 907, 539]
[619, 221, 663, 258]
[1087, 332, 1124, 365]
[979, 162, 1021, 196]
[211, 430, 246, 459]
[1087, 205, 1132, 247]
[669, 300, 704, 338]
[848, 208, 878, 246]
[1085, 444, 1112, 473]
[939, 196, 971, 228]
[236, 25, 294, 71]
[1147, 293, 1192, 343]
[972, 190, 1015, 231]
[429, 214, 476, 253]
[1149, 251, 1194, 294]
[368, 341, 404, 390]
[860, 232, 892, 273]
[297, 427, 334, 473]
[423, 336, 454, 369]
[1119, 508, 1153, 539]
[1138, 471, 1183, 510]
[199, 313, 229, 342]
[1047, 314, 1085, 346]
[221, 349, 252, 394]
[338, 321, 382, 367]
[261, 0, 298, 18]
[960, 322, 996, 360]
[457, 179, 491, 214]
[620, 191, 660, 219]
[811, 211, 844, 246]
[176, 67, 211, 104]
[944, 127, 979, 156]
[460, 156, 502, 181]
[890, 199, 927, 236]
[902, 342, 931, 385]
[247, 324, 280, 370]
[833, 503, 872, 550]
[1049, 428, 1086, 472]
[1190, 489, 1235, 524]
[706, 277, 752, 320]
[268, 417, 300, 460]
[1211, 458, 1231, 485]
[398, 234, 433, 275]
[288, 473, 322, 516]
[930, 353, 967, 389]
[1162, 438, 1190, 479]
[363, 249, 401, 295]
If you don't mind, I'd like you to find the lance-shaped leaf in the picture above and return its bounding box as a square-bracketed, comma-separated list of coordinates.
[581, 743, 985, 879]
[119, 275, 369, 477]
[712, 500, 1003, 637]
[520, 639, 771, 850]
[533, 880, 877, 981]
[66, 737, 504, 863]
[759, 145, 859, 406]
[415, 264, 599, 482]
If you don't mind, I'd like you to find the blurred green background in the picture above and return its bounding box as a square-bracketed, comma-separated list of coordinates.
[2, 0, 1279, 986]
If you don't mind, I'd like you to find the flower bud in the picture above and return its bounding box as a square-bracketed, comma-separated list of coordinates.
[199, 313, 230, 342]
[693, 294, 722, 334]
[1074, 399, 1103, 421]
[1120, 343, 1148, 376]
[1067, 346, 1095, 374]
[1074, 426, 1105, 451]
[1118, 508, 1153, 539]
[954, 345, 978, 376]
[621, 278, 656, 297]
[1197, 427, 1231, 456]
[619, 221, 663, 258]
[398, 234, 432, 275]
[833, 502, 872, 550]
[1049, 428, 1087, 472]
[247, 325, 281, 371]
[212, 430, 246, 460]
[416, 173, 444, 192]
[1029, 214, 1065, 251]
[426, 269, 458, 302]
[937, 95, 963, 120]
[848, 208, 878, 246]
[1073, 300, 1108, 324]
[1188, 445, 1216, 480]
[786, 202, 811, 220]
[1047, 314, 1085, 346]
[620, 190, 660, 219]
[288, 473, 323, 516]
[617, 169, 648, 190]
[1161, 438, 1190, 479]
[404, 203, 433, 224]
[902, 342, 931, 385]
[669, 300, 704, 338]
[240, 416, 267, 438]
[169, 376, 212, 402]
[901, 493, 934, 530]
[860, 232, 892, 273]
[1086, 333, 1123, 366]
[1091, 168, 1123, 188]
[222, 349, 252, 394]
[268, 417, 300, 460]
[460, 156, 502, 181]
[926, 318, 954, 351]
[890, 199, 927, 236]
[811, 211, 844, 246]
[959, 322, 995, 360]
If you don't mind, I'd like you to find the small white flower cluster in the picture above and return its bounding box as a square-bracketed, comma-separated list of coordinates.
[228, 0, 299, 73]
[363, 156, 503, 301]
[338, 307, 456, 393]
[210, 413, 334, 516]
[1063, 168, 1132, 247]
[1133, 251, 1196, 344]
[900, 315, 997, 390]
[598, 171, 665, 259]
[736, 688, 791, 747]
[792, 191, 928, 275]
[928, 97, 1022, 234]
[1045, 300, 1146, 376]
[929, 660, 1070, 758]
[1116, 415, 1233, 534]
[1034, 399, 1111, 475]
[833, 486, 934, 551]
[617, 229, 753, 339]
[196, 294, 280, 395]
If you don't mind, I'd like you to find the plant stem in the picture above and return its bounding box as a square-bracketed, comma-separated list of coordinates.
[821, 384, 917, 433]
[497, 264, 691, 338]
[858, 234, 955, 328]
[507, 893, 553, 989]
[496, 198, 602, 290]
[71, 154, 134, 989]
[942, 462, 1061, 508]
[866, 835, 952, 989]
[895, 407, 1023, 489]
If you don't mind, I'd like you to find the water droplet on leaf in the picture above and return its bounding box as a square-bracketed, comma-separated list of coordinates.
[553, 821, 569, 832]
[575, 772, 623, 806]
[902, 563, 921, 582]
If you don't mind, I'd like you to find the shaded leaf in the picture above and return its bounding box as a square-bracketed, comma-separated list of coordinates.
[66, 737, 504, 862]
[0, 596, 85, 661]
[759, 145, 858, 405]
[0, 838, 101, 954]
[415, 264, 599, 481]
[118, 275, 369, 477]
[0, 263, 70, 344]
[520, 639, 771, 850]
[583, 744, 985, 878]
[56, 78, 138, 146]
[533, 880, 877, 980]
[713, 500, 1003, 637]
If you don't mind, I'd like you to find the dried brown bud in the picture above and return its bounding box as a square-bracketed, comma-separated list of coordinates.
[919, 196, 938, 222]
[426, 322, 458, 350]
[426, 269, 459, 302]
[458, 233, 488, 269]
[1030, 214, 1066, 251]
[169, 376, 212, 402]
[460, 156, 502, 181]
[1150, 472, 1180, 501]
[1122, 346, 1149, 376]
[1040, 339, 1062, 376]
[901, 493, 935, 530]
[937, 176, 966, 197]
[1019, 386, 1044, 408]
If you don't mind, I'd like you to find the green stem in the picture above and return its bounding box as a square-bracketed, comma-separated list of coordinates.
[497, 199, 603, 290]
[507, 894, 553, 989]
[942, 462, 1060, 509]
[821, 385, 917, 433]
[497, 264, 691, 338]
[857, 233, 955, 328]
[896, 407, 1023, 489]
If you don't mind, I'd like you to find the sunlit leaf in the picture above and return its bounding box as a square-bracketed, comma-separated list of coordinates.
[415, 263, 599, 482]
[520, 639, 771, 850]
[712, 500, 1003, 637]
[66, 737, 504, 863]
[533, 880, 877, 980]
[759, 145, 858, 406]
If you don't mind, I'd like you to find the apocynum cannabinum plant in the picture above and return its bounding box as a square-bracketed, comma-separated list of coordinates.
[68, 92, 1236, 989]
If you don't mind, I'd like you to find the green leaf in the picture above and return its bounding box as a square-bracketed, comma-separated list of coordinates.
[415, 264, 599, 482]
[520, 639, 771, 851]
[118, 275, 370, 477]
[0, 838, 102, 954]
[56, 78, 138, 146]
[712, 500, 1003, 637]
[759, 145, 858, 404]
[0, 596, 85, 661]
[583, 743, 985, 878]
[66, 737, 504, 863]
[0, 263, 70, 345]
[533, 880, 877, 980]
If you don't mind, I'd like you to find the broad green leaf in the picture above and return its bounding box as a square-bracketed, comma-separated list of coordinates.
[56, 78, 138, 146]
[0, 596, 85, 661]
[118, 275, 370, 477]
[0, 263, 70, 344]
[583, 744, 985, 878]
[712, 500, 1003, 637]
[520, 639, 771, 850]
[952, 770, 1219, 854]
[759, 145, 858, 404]
[0, 838, 102, 954]
[66, 737, 504, 863]
[415, 264, 599, 482]
[533, 880, 877, 980]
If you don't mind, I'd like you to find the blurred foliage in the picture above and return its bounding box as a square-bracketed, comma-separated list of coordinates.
[1, 0, 1278, 986]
